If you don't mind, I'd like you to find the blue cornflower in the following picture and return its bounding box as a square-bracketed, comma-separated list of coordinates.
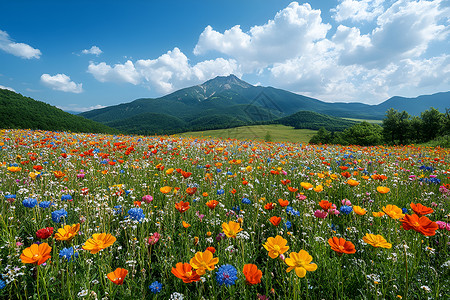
[39, 201, 53, 208]
[0, 279, 5, 289]
[59, 247, 78, 262]
[215, 264, 238, 287]
[286, 206, 300, 216]
[283, 220, 292, 230]
[226, 171, 233, 176]
[61, 194, 72, 201]
[22, 198, 37, 208]
[242, 197, 251, 204]
[51, 209, 67, 223]
[149, 281, 163, 294]
[127, 208, 145, 222]
[217, 168, 222, 173]
[232, 206, 240, 213]
[217, 189, 225, 195]
[113, 205, 122, 215]
[340, 205, 353, 215]
[402, 208, 408, 214]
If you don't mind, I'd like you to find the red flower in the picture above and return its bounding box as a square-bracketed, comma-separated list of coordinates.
[243, 264, 262, 285]
[264, 202, 276, 210]
[175, 201, 190, 213]
[328, 237, 356, 255]
[186, 187, 197, 195]
[278, 199, 289, 207]
[341, 171, 351, 178]
[400, 214, 439, 236]
[36, 227, 54, 239]
[410, 203, 433, 217]
[206, 246, 216, 254]
[269, 216, 281, 226]
[206, 200, 219, 210]
[319, 200, 332, 211]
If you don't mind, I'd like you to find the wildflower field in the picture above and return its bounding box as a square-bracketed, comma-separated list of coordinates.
[0, 129, 449, 300]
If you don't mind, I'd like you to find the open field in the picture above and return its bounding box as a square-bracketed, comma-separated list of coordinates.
[177, 124, 317, 143]
[0, 129, 449, 299]
[343, 118, 383, 124]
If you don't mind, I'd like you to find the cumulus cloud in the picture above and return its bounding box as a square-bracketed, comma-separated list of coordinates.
[0, 85, 15, 92]
[81, 46, 103, 56]
[40, 74, 83, 93]
[194, 2, 331, 71]
[331, 0, 385, 22]
[57, 104, 106, 112]
[88, 47, 239, 93]
[0, 29, 41, 59]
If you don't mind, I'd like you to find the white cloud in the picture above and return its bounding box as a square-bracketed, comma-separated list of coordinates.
[338, 0, 448, 67]
[194, 2, 331, 71]
[0, 85, 15, 92]
[331, 0, 385, 22]
[57, 104, 106, 112]
[0, 29, 41, 59]
[40, 73, 83, 93]
[81, 46, 102, 56]
[88, 47, 239, 93]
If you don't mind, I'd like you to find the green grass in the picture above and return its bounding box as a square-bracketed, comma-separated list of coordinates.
[343, 118, 383, 124]
[176, 124, 317, 143]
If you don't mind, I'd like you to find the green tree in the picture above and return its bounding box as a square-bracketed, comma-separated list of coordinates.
[420, 107, 443, 142]
[309, 127, 332, 144]
[340, 122, 383, 146]
[382, 108, 411, 145]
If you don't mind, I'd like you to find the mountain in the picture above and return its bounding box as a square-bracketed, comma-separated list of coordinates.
[79, 75, 449, 134]
[375, 92, 450, 116]
[0, 88, 117, 134]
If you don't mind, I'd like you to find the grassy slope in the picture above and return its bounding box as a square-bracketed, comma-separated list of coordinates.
[177, 124, 317, 143]
[343, 118, 383, 124]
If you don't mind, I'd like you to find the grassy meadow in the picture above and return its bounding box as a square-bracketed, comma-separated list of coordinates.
[178, 124, 317, 143]
[0, 128, 449, 300]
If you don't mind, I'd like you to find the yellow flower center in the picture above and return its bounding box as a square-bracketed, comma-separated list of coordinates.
[273, 245, 281, 252]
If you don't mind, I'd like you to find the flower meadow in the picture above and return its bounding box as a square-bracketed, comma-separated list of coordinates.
[0, 129, 449, 300]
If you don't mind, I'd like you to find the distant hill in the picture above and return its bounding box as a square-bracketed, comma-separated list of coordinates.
[79, 75, 449, 134]
[0, 88, 117, 134]
[276, 111, 357, 131]
[375, 92, 450, 116]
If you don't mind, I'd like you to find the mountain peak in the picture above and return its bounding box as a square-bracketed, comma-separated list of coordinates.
[201, 74, 253, 90]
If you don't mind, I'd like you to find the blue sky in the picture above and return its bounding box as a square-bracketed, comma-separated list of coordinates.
[0, 0, 449, 112]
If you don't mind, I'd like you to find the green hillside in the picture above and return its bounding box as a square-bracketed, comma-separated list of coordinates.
[276, 110, 357, 131]
[0, 89, 117, 134]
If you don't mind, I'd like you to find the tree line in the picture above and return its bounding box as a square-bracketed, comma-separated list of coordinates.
[310, 107, 450, 146]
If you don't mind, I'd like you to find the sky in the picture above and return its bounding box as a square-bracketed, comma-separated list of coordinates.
[0, 0, 449, 112]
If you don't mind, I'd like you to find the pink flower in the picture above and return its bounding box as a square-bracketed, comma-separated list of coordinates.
[296, 194, 307, 201]
[341, 199, 351, 206]
[314, 209, 328, 219]
[196, 211, 205, 221]
[281, 170, 287, 175]
[436, 221, 447, 229]
[142, 195, 153, 203]
[148, 232, 160, 245]
[16, 242, 23, 247]
[431, 202, 438, 207]
[77, 173, 85, 179]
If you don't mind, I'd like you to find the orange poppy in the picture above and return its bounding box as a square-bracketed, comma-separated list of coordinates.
[181, 171, 192, 179]
[382, 204, 404, 219]
[410, 203, 433, 217]
[206, 200, 219, 209]
[269, 216, 281, 226]
[186, 187, 197, 195]
[182, 221, 191, 228]
[206, 246, 216, 254]
[288, 186, 299, 192]
[175, 201, 190, 213]
[264, 202, 276, 210]
[328, 237, 356, 255]
[107, 268, 128, 285]
[82, 233, 116, 254]
[53, 171, 66, 178]
[400, 214, 439, 236]
[347, 179, 360, 187]
[243, 264, 262, 285]
[278, 199, 289, 207]
[171, 262, 201, 283]
[20, 243, 52, 265]
[341, 172, 351, 178]
[319, 200, 332, 211]
[339, 166, 348, 171]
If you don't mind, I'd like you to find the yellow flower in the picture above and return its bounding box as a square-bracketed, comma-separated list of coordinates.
[382, 204, 405, 219]
[55, 224, 80, 241]
[362, 233, 392, 249]
[28, 172, 40, 180]
[82, 233, 116, 254]
[377, 186, 390, 194]
[263, 235, 289, 259]
[166, 168, 174, 175]
[222, 221, 243, 238]
[300, 182, 313, 190]
[353, 206, 366, 215]
[285, 250, 317, 278]
[313, 185, 323, 192]
[189, 250, 219, 275]
[7, 166, 22, 172]
[372, 211, 385, 217]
